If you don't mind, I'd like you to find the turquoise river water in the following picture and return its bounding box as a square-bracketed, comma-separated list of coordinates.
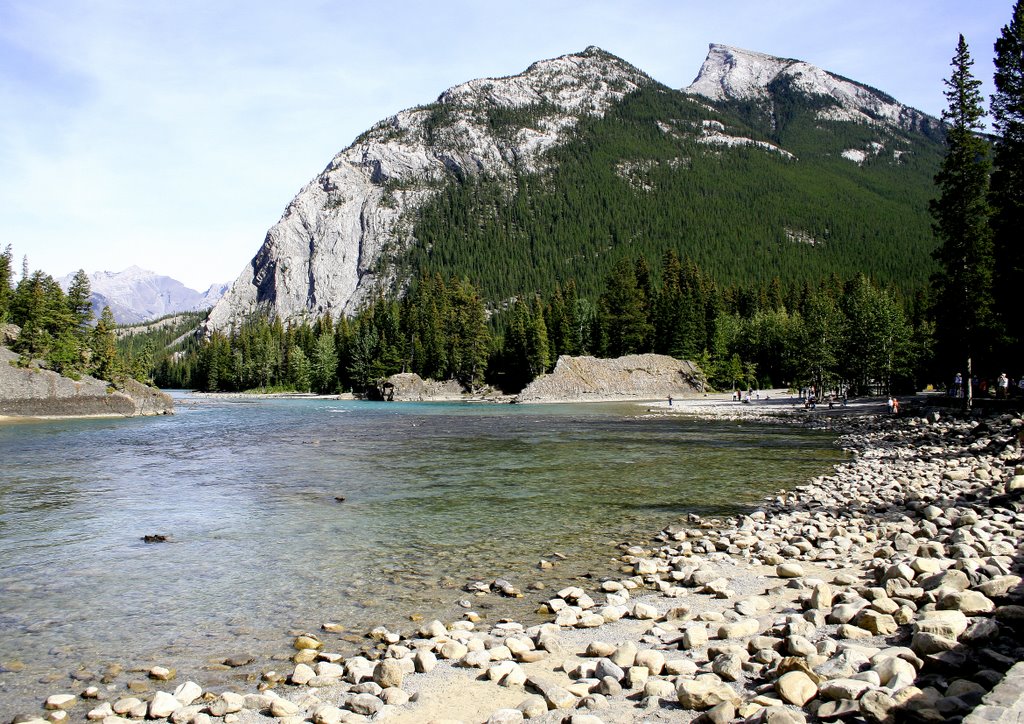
[0, 395, 843, 715]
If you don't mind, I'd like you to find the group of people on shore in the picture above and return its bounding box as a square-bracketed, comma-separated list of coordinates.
[950, 371, 1023, 399]
[795, 386, 847, 410]
[731, 389, 761, 403]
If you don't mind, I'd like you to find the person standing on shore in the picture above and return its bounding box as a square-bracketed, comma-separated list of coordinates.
[998, 373, 1009, 398]
[954, 372, 963, 397]
[892, 398, 900, 415]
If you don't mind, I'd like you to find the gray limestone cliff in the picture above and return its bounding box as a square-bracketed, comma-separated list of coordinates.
[685, 43, 939, 135]
[205, 47, 650, 332]
[0, 346, 174, 418]
[514, 354, 704, 403]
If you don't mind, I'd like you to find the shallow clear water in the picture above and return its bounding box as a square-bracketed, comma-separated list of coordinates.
[0, 396, 841, 713]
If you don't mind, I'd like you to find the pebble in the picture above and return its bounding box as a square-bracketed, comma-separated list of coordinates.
[372, 658, 403, 688]
[148, 666, 176, 681]
[632, 602, 658, 620]
[347, 693, 383, 716]
[487, 709, 524, 724]
[677, 674, 741, 710]
[776, 563, 804, 578]
[172, 681, 202, 706]
[43, 696, 76, 712]
[148, 691, 181, 719]
[208, 692, 245, 717]
[634, 649, 665, 675]
[775, 670, 818, 706]
[516, 695, 547, 718]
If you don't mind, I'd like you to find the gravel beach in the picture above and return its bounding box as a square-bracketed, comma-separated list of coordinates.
[12, 395, 1024, 724]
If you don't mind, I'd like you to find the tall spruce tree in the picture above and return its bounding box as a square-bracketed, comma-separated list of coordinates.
[311, 331, 338, 393]
[0, 245, 12, 322]
[65, 269, 94, 337]
[599, 257, 651, 357]
[930, 35, 994, 411]
[991, 1, 1024, 360]
[448, 279, 490, 389]
[528, 296, 550, 377]
[92, 306, 120, 382]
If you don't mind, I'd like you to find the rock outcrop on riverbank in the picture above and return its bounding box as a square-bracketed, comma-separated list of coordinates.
[376, 373, 469, 402]
[0, 346, 173, 418]
[11, 406, 1024, 724]
[514, 354, 704, 403]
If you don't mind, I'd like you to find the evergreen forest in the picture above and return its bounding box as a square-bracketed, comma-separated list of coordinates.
[4, 5, 1023, 403]
[400, 82, 945, 303]
[0, 247, 145, 385]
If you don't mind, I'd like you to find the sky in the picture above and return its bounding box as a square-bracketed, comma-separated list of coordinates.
[0, 0, 1016, 291]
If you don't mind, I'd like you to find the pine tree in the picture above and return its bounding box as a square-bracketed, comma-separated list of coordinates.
[0, 245, 12, 322]
[840, 276, 913, 394]
[527, 296, 550, 377]
[311, 331, 338, 393]
[599, 257, 651, 357]
[10, 271, 70, 358]
[546, 284, 570, 358]
[653, 250, 686, 358]
[334, 315, 353, 389]
[65, 269, 94, 336]
[930, 35, 994, 410]
[991, 1, 1024, 360]
[789, 287, 844, 396]
[287, 344, 312, 391]
[448, 279, 490, 389]
[91, 306, 120, 382]
[562, 280, 584, 356]
[500, 297, 534, 390]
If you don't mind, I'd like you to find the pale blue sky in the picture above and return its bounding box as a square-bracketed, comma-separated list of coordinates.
[0, 0, 1014, 290]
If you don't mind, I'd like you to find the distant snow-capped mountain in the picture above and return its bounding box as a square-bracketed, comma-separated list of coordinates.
[59, 266, 228, 325]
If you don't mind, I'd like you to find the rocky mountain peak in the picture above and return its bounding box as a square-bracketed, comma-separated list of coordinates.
[686, 43, 938, 133]
[436, 46, 650, 116]
[206, 48, 652, 332]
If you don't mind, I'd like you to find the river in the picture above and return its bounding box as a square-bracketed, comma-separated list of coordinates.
[0, 395, 842, 715]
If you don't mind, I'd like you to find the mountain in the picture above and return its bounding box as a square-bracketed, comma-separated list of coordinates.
[61, 267, 228, 325]
[207, 45, 944, 331]
[207, 47, 649, 331]
[686, 44, 940, 137]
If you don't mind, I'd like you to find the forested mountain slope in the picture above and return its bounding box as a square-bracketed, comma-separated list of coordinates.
[207, 44, 944, 331]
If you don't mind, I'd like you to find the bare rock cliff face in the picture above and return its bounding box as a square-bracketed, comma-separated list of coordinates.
[0, 346, 174, 417]
[206, 47, 649, 332]
[514, 354, 704, 403]
[686, 43, 938, 134]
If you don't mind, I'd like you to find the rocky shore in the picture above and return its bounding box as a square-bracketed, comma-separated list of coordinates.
[9, 402, 1024, 724]
[0, 346, 173, 418]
